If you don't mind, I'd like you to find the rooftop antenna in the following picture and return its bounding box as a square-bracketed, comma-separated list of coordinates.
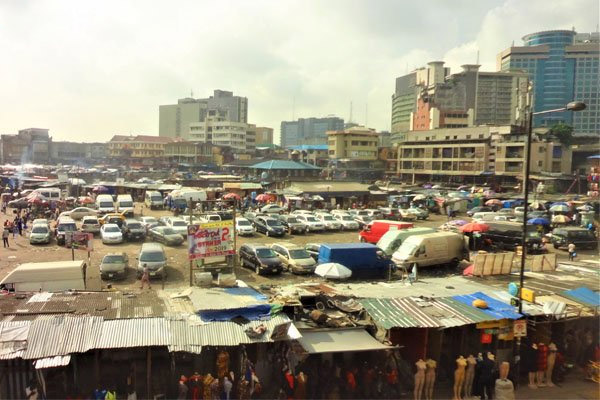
[190, 89, 194, 98]
[349, 101, 353, 123]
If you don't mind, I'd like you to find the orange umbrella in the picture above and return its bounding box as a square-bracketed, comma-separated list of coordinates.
[222, 192, 241, 200]
[460, 222, 490, 233]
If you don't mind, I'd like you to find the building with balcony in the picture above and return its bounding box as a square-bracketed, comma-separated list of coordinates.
[287, 145, 329, 167]
[327, 126, 379, 160]
[163, 140, 214, 166]
[50, 142, 107, 164]
[107, 135, 174, 166]
[189, 117, 254, 153]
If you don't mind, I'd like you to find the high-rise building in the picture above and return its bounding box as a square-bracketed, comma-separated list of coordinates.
[280, 116, 344, 148]
[497, 29, 599, 136]
[159, 90, 248, 139]
[254, 127, 274, 146]
[189, 116, 254, 153]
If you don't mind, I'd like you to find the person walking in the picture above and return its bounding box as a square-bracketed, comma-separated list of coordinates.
[2, 227, 9, 248]
[568, 242, 576, 261]
[140, 264, 151, 289]
[12, 223, 18, 239]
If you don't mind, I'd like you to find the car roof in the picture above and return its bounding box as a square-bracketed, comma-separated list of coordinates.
[237, 217, 250, 222]
[57, 217, 75, 223]
[271, 242, 301, 250]
[141, 242, 164, 251]
[82, 215, 98, 220]
[245, 244, 271, 250]
[102, 252, 126, 258]
[125, 219, 140, 223]
[103, 223, 120, 228]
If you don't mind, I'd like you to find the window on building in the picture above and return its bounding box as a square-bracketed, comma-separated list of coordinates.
[537, 161, 543, 167]
[466, 135, 471, 139]
[479, 134, 484, 139]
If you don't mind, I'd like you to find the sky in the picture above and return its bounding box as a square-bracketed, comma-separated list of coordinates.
[0, 0, 597, 144]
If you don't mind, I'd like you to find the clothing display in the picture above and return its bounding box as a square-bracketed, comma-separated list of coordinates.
[216, 350, 230, 379]
[546, 342, 557, 387]
[453, 356, 467, 400]
[537, 343, 548, 387]
[202, 374, 215, 400]
[477, 353, 496, 400]
[414, 359, 427, 400]
[424, 359, 436, 400]
[189, 372, 203, 400]
[294, 372, 307, 399]
[464, 355, 476, 398]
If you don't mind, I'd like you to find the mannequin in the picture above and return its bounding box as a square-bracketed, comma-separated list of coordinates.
[525, 342, 538, 388]
[414, 359, 427, 400]
[202, 374, 215, 400]
[463, 354, 477, 398]
[424, 359, 436, 400]
[537, 342, 548, 387]
[453, 356, 467, 400]
[495, 361, 515, 400]
[216, 350, 230, 379]
[546, 342, 557, 387]
[479, 353, 496, 400]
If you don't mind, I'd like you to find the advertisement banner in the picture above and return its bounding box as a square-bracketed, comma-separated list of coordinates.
[65, 232, 94, 251]
[187, 221, 234, 260]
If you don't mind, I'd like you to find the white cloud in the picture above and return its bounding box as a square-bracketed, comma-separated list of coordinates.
[0, 0, 596, 143]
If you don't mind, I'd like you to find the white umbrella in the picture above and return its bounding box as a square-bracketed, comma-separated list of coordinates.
[549, 204, 569, 213]
[576, 205, 593, 211]
[413, 194, 426, 201]
[68, 178, 86, 185]
[314, 263, 352, 280]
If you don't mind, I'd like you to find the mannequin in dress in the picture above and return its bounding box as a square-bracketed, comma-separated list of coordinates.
[463, 354, 477, 398]
[526, 343, 538, 388]
[414, 359, 427, 400]
[453, 356, 467, 400]
[495, 362, 515, 400]
[424, 359, 436, 400]
[546, 342, 557, 387]
[537, 342, 548, 387]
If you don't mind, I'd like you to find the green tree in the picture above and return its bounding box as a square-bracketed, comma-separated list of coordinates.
[548, 122, 574, 148]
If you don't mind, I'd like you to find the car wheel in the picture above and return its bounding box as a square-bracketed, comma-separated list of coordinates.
[255, 265, 261, 275]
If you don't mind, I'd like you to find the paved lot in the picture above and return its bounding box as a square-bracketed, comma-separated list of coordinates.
[0, 204, 595, 291]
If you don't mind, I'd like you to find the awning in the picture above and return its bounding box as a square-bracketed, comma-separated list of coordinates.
[34, 355, 71, 369]
[297, 329, 391, 354]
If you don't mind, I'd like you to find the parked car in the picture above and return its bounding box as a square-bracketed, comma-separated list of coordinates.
[467, 206, 493, 217]
[243, 211, 265, 224]
[261, 204, 285, 214]
[123, 219, 146, 241]
[29, 224, 51, 244]
[315, 213, 342, 230]
[398, 208, 417, 221]
[199, 214, 222, 222]
[353, 215, 373, 229]
[238, 244, 283, 275]
[62, 207, 98, 220]
[550, 227, 598, 250]
[364, 209, 383, 219]
[331, 210, 351, 217]
[99, 253, 128, 280]
[392, 232, 469, 270]
[496, 208, 515, 216]
[305, 243, 322, 261]
[318, 243, 394, 279]
[333, 214, 359, 230]
[253, 216, 286, 237]
[376, 227, 436, 256]
[99, 213, 126, 228]
[166, 217, 189, 237]
[136, 243, 167, 279]
[32, 219, 50, 227]
[271, 242, 317, 274]
[277, 215, 307, 234]
[295, 214, 325, 232]
[406, 207, 429, 220]
[100, 223, 124, 244]
[378, 207, 400, 221]
[481, 221, 543, 252]
[55, 216, 77, 245]
[291, 210, 314, 216]
[139, 216, 160, 231]
[147, 226, 184, 246]
[81, 216, 101, 234]
[235, 218, 255, 236]
[359, 220, 414, 244]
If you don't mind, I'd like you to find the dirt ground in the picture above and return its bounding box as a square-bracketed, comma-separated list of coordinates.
[0, 203, 594, 291]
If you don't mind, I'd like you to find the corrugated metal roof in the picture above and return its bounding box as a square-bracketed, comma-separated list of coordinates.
[34, 355, 71, 369]
[561, 287, 600, 308]
[186, 287, 268, 312]
[436, 298, 498, 324]
[452, 292, 522, 321]
[96, 318, 170, 349]
[251, 160, 321, 170]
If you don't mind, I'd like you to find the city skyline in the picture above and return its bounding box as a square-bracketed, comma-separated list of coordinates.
[0, 0, 597, 143]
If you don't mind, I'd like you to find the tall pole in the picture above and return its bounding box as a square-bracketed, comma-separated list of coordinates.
[518, 112, 533, 315]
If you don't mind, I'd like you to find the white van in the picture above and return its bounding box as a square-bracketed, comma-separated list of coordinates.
[392, 232, 469, 269]
[0, 260, 87, 292]
[116, 194, 134, 216]
[96, 194, 115, 214]
[471, 212, 497, 223]
[33, 188, 62, 202]
[145, 191, 163, 209]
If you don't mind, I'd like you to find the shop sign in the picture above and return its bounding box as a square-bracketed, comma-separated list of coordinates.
[513, 320, 527, 337]
[481, 332, 493, 344]
[476, 319, 509, 330]
[65, 232, 93, 251]
[187, 221, 234, 260]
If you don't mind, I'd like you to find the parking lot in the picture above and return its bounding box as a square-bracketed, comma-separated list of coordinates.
[0, 203, 595, 291]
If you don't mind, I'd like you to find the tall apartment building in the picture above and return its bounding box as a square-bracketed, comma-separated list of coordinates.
[254, 126, 274, 146]
[498, 29, 599, 136]
[189, 116, 254, 153]
[327, 126, 379, 160]
[280, 116, 344, 147]
[159, 90, 248, 139]
[391, 61, 530, 138]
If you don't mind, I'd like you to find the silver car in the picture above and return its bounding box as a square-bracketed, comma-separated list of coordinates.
[29, 224, 51, 244]
[100, 253, 128, 280]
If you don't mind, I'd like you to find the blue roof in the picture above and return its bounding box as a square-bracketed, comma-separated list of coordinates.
[250, 160, 321, 170]
[452, 292, 522, 320]
[288, 145, 328, 151]
[562, 287, 600, 307]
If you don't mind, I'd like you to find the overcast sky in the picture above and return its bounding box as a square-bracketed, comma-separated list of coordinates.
[1, 0, 597, 143]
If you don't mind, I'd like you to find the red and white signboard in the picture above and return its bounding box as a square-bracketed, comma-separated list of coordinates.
[187, 221, 234, 260]
[65, 232, 94, 251]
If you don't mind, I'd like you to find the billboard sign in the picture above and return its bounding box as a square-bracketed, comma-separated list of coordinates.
[187, 221, 234, 260]
[65, 232, 94, 251]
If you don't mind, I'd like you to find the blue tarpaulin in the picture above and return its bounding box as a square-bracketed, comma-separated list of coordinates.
[562, 287, 600, 308]
[199, 304, 272, 322]
[452, 292, 522, 320]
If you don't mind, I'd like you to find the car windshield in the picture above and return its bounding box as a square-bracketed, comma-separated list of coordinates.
[305, 216, 317, 222]
[161, 228, 176, 235]
[99, 202, 113, 208]
[140, 251, 165, 262]
[286, 217, 299, 223]
[289, 249, 311, 259]
[120, 201, 133, 207]
[144, 217, 157, 223]
[128, 223, 142, 229]
[32, 226, 48, 234]
[256, 248, 276, 258]
[58, 223, 77, 232]
[323, 215, 334, 221]
[151, 196, 162, 201]
[238, 220, 251, 226]
[172, 221, 187, 227]
[104, 226, 121, 233]
[568, 231, 594, 239]
[83, 218, 98, 223]
[341, 216, 354, 221]
[398, 243, 419, 256]
[103, 255, 124, 263]
[266, 219, 282, 226]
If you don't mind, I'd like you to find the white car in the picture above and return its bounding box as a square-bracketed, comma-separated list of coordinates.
[315, 213, 342, 230]
[139, 216, 160, 231]
[331, 210, 351, 217]
[291, 210, 314, 216]
[333, 214, 359, 230]
[63, 207, 98, 220]
[235, 218, 255, 236]
[261, 204, 285, 214]
[167, 217, 189, 237]
[100, 223, 123, 244]
[364, 209, 382, 219]
[295, 214, 325, 232]
[81, 216, 101, 234]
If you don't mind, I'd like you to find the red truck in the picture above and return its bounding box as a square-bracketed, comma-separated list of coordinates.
[358, 220, 414, 244]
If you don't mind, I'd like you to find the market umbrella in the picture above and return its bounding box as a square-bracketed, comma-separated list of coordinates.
[576, 204, 593, 211]
[255, 193, 273, 202]
[552, 215, 571, 224]
[485, 199, 503, 206]
[413, 194, 427, 201]
[222, 193, 241, 200]
[483, 190, 495, 197]
[314, 263, 352, 280]
[460, 222, 490, 233]
[92, 185, 109, 194]
[78, 196, 95, 205]
[449, 219, 468, 226]
[527, 218, 550, 226]
[457, 185, 469, 191]
[530, 201, 546, 210]
[423, 184, 432, 189]
[549, 204, 569, 213]
[550, 202, 568, 208]
[68, 178, 86, 185]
